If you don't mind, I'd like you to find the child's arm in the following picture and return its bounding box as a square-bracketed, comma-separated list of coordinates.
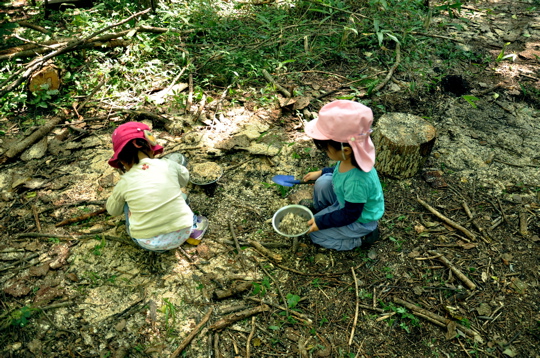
[106, 188, 125, 216]
[303, 166, 335, 182]
[309, 201, 364, 232]
[170, 161, 190, 187]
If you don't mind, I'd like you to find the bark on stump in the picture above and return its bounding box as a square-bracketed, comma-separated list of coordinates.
[372, 113, 436, 179]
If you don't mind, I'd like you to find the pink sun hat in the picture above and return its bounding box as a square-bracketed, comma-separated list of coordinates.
[108, 122, 163, 168]
[304, 100, 375, 172]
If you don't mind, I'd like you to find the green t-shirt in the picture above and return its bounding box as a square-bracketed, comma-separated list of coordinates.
[332, 163, 385, 223]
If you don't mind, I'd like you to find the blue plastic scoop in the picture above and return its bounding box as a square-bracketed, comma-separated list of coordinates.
[272, 175, 316, 187]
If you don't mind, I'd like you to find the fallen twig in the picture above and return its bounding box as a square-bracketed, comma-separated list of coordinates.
[348, 267, 360, 345]
[55, 208, 107, 227]
[394, 297, 482, 342]
[209, 304, 269, 331]
[246, 316, 256, 358]
[416, 197, 476, 241]
[427, 250, 476, 290]
[247, 239, 283, 262]
[228, 221, 248, 269]
[246, 297, 312, 325]
[170, 307, 213, 358]
[372, 42, 401, 93]
[262, 69, 291, 98]
[461, 201, 491, 243]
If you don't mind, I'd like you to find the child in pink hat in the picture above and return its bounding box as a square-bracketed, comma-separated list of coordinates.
[106, 122, 208, 252]
[302, 100, 385, 251]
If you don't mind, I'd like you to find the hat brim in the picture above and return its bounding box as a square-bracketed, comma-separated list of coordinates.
[304, 117, 332, 140]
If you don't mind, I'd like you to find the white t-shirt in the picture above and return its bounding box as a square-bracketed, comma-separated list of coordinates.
[106, 158, 193, 239]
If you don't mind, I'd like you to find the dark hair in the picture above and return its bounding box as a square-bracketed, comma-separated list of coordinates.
[313, 139, 361, 170]
[117, 138, 152, 172]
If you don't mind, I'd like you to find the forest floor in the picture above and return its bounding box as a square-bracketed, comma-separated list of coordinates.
[1, 1, 540, 358]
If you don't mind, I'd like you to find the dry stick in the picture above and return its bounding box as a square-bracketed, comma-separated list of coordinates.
[218, 238, 288, 250]
[177, 247, 224, 289]
[186, 73, 194, 113]
[256, 259, 289, 317]
[228, 221, 248, 270]
[1, 116, 63, 163]
[170, 307, 213, 358]
[76, 77, 106, 112]
[519, 208, 529, 237]
[247, 239, 283, 262]
[261, 69, 291, 98]
[427, 250, 476, 290]
[246, 316, 256, 358]
[496, 198, 508, 224]
[0, 8, 152, 98]
[393, 297, 482, 342]
[461, 201, 491, 244]
[55, 208, 107, 227]
[209, 305, 269, 331]
[246, 297, 312, 325]
[214, 332, 222, 358]
[32, 205, 42, 232]
[348, 267, 360, 345]
[476, 82, 503, 96]
[416, 197, 476, 241]
[373, 42, 401, 93]
[410, 31, 465, 43]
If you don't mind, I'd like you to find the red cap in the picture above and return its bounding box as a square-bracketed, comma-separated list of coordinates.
[108, 122, 163, 168]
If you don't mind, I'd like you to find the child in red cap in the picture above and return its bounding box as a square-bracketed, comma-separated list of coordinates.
[106, 122, 208, 252]
[302, 100, 385, 251]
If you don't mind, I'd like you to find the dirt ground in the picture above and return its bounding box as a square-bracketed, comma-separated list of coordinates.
[1, 1, 540, 358]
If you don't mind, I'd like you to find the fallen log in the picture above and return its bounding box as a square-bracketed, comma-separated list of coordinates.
[0, 116, 62, 164]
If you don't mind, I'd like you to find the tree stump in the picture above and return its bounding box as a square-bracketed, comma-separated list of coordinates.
[28, 64, 61, 93]
[372, 113, 436, 179]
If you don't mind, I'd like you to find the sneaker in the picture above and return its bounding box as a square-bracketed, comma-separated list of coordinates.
[360, 227, 380, 249]
[186, 216, 208, 245]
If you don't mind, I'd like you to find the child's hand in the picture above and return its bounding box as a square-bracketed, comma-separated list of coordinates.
[307, 218, 319, 233]
[303, 170, 322, 183]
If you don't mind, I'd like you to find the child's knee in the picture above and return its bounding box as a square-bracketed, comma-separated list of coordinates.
[314, 174, 333, 191]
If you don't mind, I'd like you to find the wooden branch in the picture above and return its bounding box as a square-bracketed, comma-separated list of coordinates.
[394, 297, 482, 342]
[410, 31, 464, 43]
[247, 239, 283, 262]
[427, 250, 476, 290]
[416, 197, 476, 240]
[348, 267, 360, 345]
[55, 208, 107, 227]
[519, 208, 529, 237]
[1, 116, 63, 164]
[262, 69, 291, 98]
[246, 316, 256, 358]
[461, 201, 491, 244]
[0, 9, 151, 98]
[229, 221, 248, 269]
[17, 21, 51, 34]
[170, 307, 213, 358]
[373, 42, 401, 93]
[246, 297, 312, 325]
[208, 305, 269, 331]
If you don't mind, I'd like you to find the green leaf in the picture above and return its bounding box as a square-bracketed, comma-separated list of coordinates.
[462, 95, 480, 108]
[286, 293, 301, 309]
